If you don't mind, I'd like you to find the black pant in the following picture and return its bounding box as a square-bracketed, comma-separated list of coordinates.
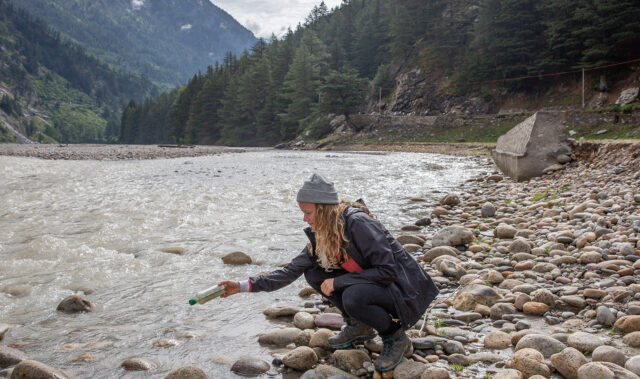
[304, 266, 400, 335]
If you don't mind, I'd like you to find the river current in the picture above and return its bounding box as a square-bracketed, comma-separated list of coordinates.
[0, 150, 486, 378]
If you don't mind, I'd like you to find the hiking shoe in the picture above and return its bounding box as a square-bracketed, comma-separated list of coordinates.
[374, 328, 413, 373]
[328, 318, 376, 349]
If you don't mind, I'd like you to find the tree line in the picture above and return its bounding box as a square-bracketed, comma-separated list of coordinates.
[120, 0, 640, 146]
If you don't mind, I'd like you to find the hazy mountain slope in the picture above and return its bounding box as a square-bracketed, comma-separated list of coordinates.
[0, 0, 157, 143]
[18, 0, 258, 86]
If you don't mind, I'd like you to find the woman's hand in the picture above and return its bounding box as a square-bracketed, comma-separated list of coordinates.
[218, 280, 240, 298]
[321, 278, 334, 296]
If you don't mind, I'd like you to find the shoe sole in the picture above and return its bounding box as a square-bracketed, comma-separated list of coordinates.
[376, 344, 414, 373]
[328, 333, 377, 349]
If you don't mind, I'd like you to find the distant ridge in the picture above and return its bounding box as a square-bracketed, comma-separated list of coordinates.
[18, 0, 258, 86]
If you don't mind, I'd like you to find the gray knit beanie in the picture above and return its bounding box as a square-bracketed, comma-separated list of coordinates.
[296, 173, 339, 204]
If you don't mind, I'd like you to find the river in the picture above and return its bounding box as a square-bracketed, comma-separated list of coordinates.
[0, 150, 486, 378]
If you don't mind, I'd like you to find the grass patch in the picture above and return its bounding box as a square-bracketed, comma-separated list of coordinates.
[0, 121, 17, 142]
[450, 363, 465, 371]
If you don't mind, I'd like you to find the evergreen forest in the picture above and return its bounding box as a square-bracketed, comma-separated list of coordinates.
[120, 0, 640, 146]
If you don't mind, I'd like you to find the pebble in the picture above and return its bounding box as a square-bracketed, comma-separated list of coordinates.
[230, 357, 270, 376]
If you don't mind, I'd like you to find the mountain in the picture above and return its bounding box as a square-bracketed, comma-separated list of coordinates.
[0, 0, 157, 143]
[17, 0, 258, 86]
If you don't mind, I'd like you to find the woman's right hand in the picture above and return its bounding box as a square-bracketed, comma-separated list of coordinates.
[218, 280, 240, 298]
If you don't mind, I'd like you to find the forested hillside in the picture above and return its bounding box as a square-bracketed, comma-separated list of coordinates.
[0, 0, 156, 143]
[18, 0, 257, 86]
[120, 0, 640, 146]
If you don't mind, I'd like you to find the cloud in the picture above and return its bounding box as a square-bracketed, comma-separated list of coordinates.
[209, 0, 342, 39]
[131, 0, 144, 11]
[180, 24, 193, 31]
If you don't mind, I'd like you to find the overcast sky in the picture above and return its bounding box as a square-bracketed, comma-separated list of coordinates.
[210, 0, 343, 39]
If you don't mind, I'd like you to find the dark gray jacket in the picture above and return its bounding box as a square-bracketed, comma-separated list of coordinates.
[249, 207, 439, 329]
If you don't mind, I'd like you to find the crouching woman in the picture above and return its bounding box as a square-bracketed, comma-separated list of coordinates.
[219, 173, 439, 373]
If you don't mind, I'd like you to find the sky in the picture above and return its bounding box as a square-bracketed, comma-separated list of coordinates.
[210, 0, 343, 39]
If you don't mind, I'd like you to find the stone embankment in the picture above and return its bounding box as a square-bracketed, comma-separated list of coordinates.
[0, 143, 245, 160]
[1, 142, 639, 379]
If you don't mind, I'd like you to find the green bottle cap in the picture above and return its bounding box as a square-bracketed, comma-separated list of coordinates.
[189, 298, 196, 306]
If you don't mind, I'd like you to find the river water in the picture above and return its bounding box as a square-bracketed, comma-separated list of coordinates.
[0, 150, 486, 378]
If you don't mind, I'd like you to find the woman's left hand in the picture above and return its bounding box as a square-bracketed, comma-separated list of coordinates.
[321, 278, 334, 296]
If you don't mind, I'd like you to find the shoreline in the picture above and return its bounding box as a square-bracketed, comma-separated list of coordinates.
[0, 143, 248, 160]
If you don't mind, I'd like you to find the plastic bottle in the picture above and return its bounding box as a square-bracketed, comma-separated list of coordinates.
[188, 284, 225, 305]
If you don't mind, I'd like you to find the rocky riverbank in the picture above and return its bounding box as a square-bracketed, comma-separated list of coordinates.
[0, 143, 246, 160]
[235, 141, 640, 379]
[1, 142, 640, 379]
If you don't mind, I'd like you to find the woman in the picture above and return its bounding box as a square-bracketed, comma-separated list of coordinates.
[219, 173, 438, 373]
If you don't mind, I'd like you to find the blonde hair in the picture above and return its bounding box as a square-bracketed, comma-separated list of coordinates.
[310, 200, 374, 269]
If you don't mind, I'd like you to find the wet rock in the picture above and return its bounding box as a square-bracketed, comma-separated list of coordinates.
[481, 202, 496, 218]
[496, 224, 517, 239]
[440, 194, 460, 206]
[446, 354, 470, 366]
[0, 346, 28, 368]
[560, 295, 586, 310]
[393, 360, 426, 378]
[484, 331, 511, 349]
[453, 284, 501, 311]
[56, 295, 95, 313]
[404, 244, 422, 253]
[623, 331, 640, 347]
[490, 303, 516, 320]
[309, 329, 335, 350]
[443, 340, 465, 355]
[164, 366, 209, 379]
[592, 345, 627, 367]
[420, 366, 450, 378]
[314, 313, 344, 329]
[0, 324, 10, 341]
[1, 285, 31, 297]
[422, 246, 458, 262]
[509, 238, 531, 254]
[522, 302, 548, 316]
[230, 357, 270, 376]
[152, 338, 182, 348]
[283, 346, 318, 371]
[492, 369, 523, 379]
[415, 217, 432, 227]
[258, 328, 302, 346]
[432, 207, 449, 217]
[298, 287, 318, 298]
[332, 349, 371, 372]
[550, 347, 588, 379]
[10, 360, 73, 378]
[121, 357, 158, 371]
[221, 251, 252, 265]
[438, 259, 466, 279]
[626, 356, 640, 376]
[578, 361, 639, 379]
[584, 288, 606, 299]
[397, 235, 426, 246]
[597, 306, 617, 327]
[263, 306, 301, 318]
[515, 334, 567, 358]
[614, 315, 640, 333]
[159, 247, 185, 255]
[431, 226, 473, 247]
[506, 348, 551, 378]
[294, 312, 316, 330]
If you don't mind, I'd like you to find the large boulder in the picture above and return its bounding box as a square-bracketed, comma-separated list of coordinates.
[550, 347, 588, 379]
[615, 87, 639, 106]
[431, 226, 474, 247]
[491, 111, 572, 181]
